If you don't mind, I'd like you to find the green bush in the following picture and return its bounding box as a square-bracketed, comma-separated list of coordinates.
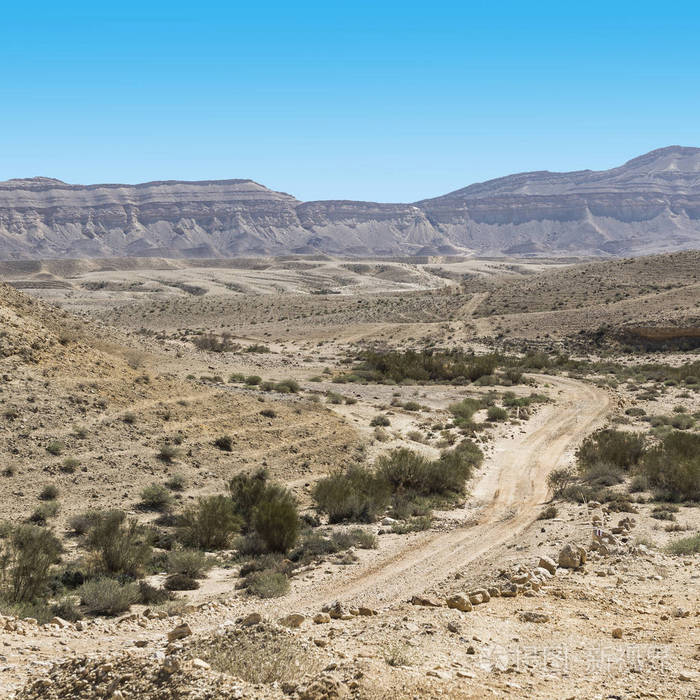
[139, 483, 173, 511]
[228, 469, 269, 527]
[370, 415, 391, 427]
[577, 429, 646, 470]
[251, 486, 299, 553]
[60, 457, 80, 474]
[0, 525, 62, 602]
[274, 379, 300, 393]
[666, 533, 700, 555]
[79, 578, 139, 616]
[640, 431, 700, 501]
[486, 406, 508, 422]
[179, 495, 241, 550]
[28, 502, 59, 525]
[157, 444, 182, 463]
[39, 484, 59, 501]
[164, 573, 200, 590]
[245, 569, 289, 598]
[245, 375, 262, 386]
[46, 441, 64, 456]
[166, 549, 212, 578]
[214, 435, 234, 452]
[86, 511, 152, 577]
[313, 465, 391, 523]
[165, 474, 186, 491]
[68, 510, 102, 536]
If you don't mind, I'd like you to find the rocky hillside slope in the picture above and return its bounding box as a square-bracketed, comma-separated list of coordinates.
[1, 146, 699, 259]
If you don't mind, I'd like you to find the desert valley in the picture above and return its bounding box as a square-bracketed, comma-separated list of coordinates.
[0, 204, 698, 700]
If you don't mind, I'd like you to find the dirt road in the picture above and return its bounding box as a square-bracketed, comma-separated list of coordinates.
[282, 374, 610, 610]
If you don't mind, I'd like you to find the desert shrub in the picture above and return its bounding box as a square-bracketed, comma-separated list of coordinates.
[166, 549, 212, 578]
[60, 458, 80, 474]
[139, 483, 173, 511]
[165, 474, 186, 491]
[122, 411, 137, 424]
[625, 407, 646, 417]
[345, 396, 358, 405]
[577, 429, 646, 470]
[214, 435, 234, 452]
[670, 414, 694, 430]
[68, 510, 102, 536]
[402, 401, 421, 412]
[581, 462, 625, 487]
[448, 398, 483, 424]
[192, 332, 239, 353]
[274, 379, 300, 393]
[138, 580, 172, 605]
[164, 573, 199, 591]
[79, 578, 139, 616]
[228, 469, 269, 527]
[538, 505, 558, 520]
[326, 391, 343, 404]
[313, 465, 391, 523]
[179, 495, 241, 550]
[370, 415, 391, 427]
[0, 525, 62, 602]
[666, 533, 700, 555]
[86, 511, 152, 577]
[377, 443, 481, 497]
[349, 528, 378, 549]
[46, 441, 64, 456]
[157, 444, 182, 463]
[245, 569, 289, 598]
[486, 406, 508, 422]
[28, 502, 59, 525]
[628, 474, 649, 493]
[51, 598, 83, 622]
[229, 373, 246, 383]
[245, 375, 262, 386]
[640, 431, 700, 501]
[260, 408, 276, 418]
[390, 515, 432, 533]
[190, 624, 321, 685]
[244, 344, 271, 354]
[39, 484, 59, 501]
[350, 349, 500, 384]
[251, 486, 299, 553]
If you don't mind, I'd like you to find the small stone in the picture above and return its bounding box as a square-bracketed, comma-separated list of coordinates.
[446, 595, 472, 612]
[167, 623, 192, 642]
[519, 611, 550, 623]
[313, 613, 331, 624]
[279, 614, 306, 628]
[357, 607, 378, 617]
[612, 628, 623, 639]
[410, 595, 441, 607]
[538, 556, 557, 575]
[192, 658, 211, 670]
[240, 613, 262, 627]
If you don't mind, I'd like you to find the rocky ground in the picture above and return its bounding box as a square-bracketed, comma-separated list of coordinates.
[0, 255, 698, 699]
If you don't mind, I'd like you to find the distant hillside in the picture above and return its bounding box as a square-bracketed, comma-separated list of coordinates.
[1, 146, 700, 260]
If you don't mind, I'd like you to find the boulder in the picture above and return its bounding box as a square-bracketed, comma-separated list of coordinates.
[167, 623, 192, 642]
[558, 543, 585, 569]
[357, 607, 378, 617]
[313, 613, 331, 624]
[500, 583, 518, 597]
[240, 613, 262, 627]
[279, 614, 306, 628]
[446, 595, 472, 612]
[538, 556, 557, 575]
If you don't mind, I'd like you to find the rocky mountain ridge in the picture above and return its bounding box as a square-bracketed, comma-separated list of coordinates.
[1, 146, 699, 259]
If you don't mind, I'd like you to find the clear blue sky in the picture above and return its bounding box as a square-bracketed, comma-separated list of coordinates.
[1, 1, 699, 201]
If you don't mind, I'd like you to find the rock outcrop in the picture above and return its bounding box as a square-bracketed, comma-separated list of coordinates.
[2, 146, 700, 260]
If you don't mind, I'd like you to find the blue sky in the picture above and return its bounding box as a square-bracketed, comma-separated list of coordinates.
[1, 1, 699, 201]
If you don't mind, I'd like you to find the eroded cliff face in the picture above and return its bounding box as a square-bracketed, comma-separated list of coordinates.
[1, 146, 699, 260]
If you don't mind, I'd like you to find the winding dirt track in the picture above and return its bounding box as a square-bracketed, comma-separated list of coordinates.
[282, 374, 610, 611]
